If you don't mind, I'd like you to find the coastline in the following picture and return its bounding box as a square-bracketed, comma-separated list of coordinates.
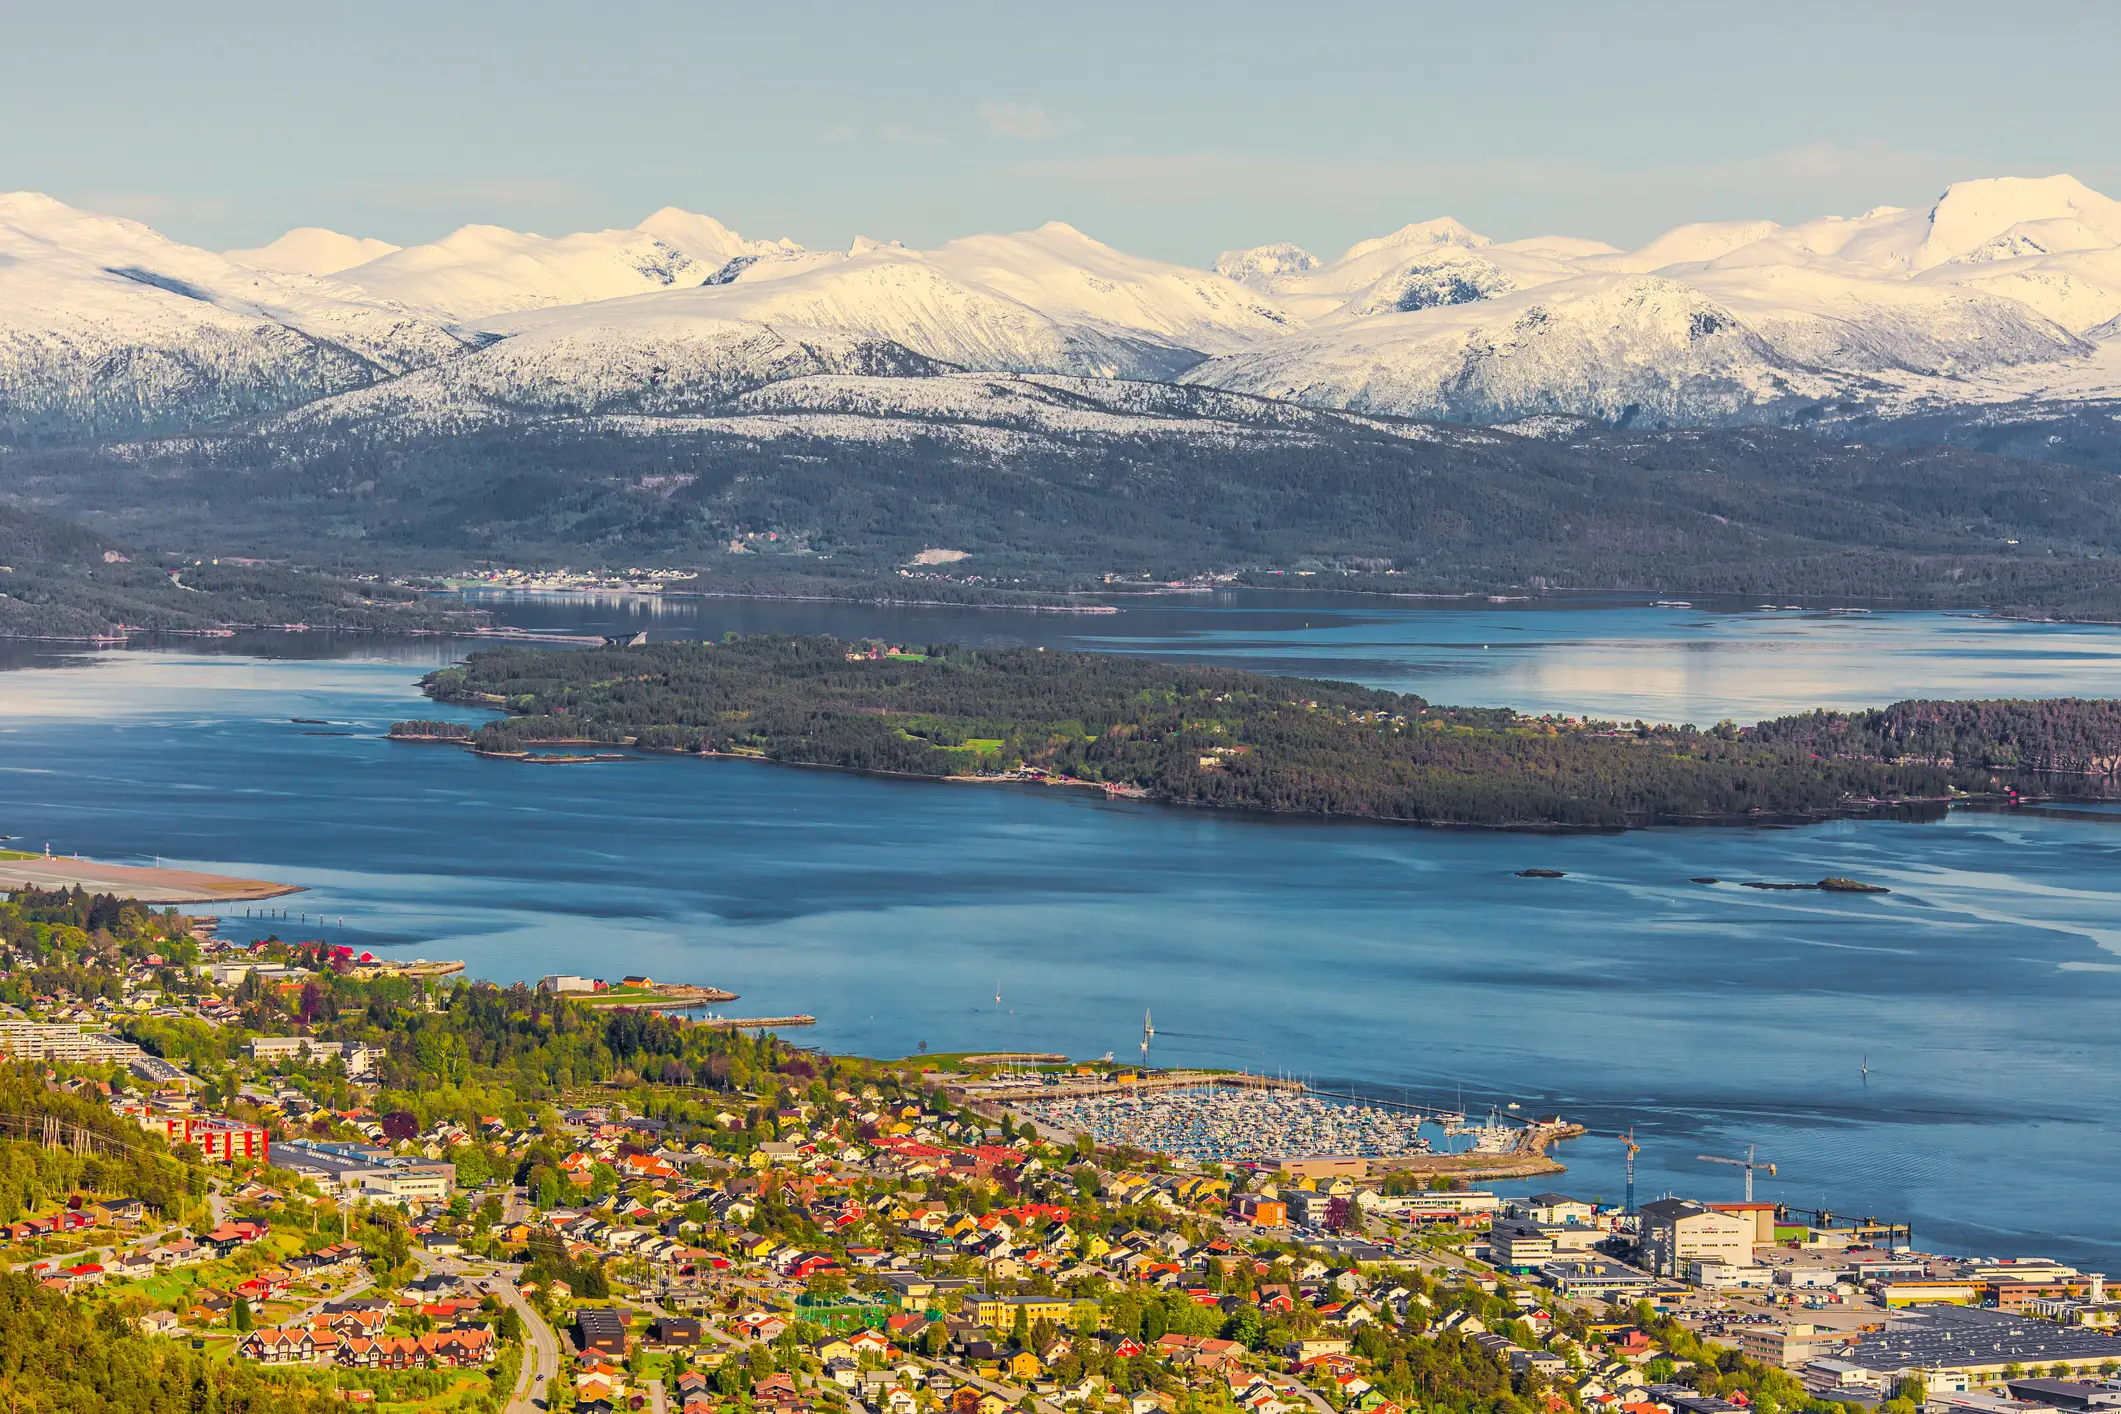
[0, 855, 303, 903]
[389, 730, 2035, 832]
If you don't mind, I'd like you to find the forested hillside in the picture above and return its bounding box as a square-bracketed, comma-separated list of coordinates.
[0, 504, 483, 639]
[19, 405, 2121, 617]
[402, 636, 2121, 827]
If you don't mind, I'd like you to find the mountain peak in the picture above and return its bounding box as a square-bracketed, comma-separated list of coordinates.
[1914, 174, 2121, 271]
[1214, 242, 1321, 287]
[635, 207, 798, 264]
[1624, 219, 1781, 271]
[1339, 218, 1490, 263]
[226, 227, 401, 277]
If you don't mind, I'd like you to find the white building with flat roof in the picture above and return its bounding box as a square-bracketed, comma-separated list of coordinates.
[1639, 1199, 1753, 1279]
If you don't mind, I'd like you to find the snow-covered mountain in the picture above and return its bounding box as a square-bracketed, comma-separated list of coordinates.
[226, 227, 401, 276]
[0, 193, 476, 439]
[10, 174, 2121, 443]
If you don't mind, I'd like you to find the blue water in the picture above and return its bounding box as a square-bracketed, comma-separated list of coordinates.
[2, 592, 2118, 1266]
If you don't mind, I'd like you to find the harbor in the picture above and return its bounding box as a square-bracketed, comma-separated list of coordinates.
[993, 1072, 1584, 1178]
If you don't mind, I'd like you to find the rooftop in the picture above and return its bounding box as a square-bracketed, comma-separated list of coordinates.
[1835, 1306, 2121, 1373]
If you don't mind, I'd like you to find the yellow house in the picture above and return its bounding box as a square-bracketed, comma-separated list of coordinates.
[970, 1293, 1084, 1329]
[815, 1338, 854, 1362]
[1008, 1351, 1043, 1381]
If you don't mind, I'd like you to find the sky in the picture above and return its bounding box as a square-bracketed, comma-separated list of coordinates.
[7, 1, 2121, 266]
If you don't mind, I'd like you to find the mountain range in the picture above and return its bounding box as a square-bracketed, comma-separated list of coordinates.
[6, 175, 2121, 449]
[11, 176, 2121, 618]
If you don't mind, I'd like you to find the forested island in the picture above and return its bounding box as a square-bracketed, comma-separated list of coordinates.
[398, 635, 2121, 828]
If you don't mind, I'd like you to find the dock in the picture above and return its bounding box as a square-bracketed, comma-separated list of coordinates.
[953, 1069, 1302, 1103]
[691, 1015, 815, 1031]
[0, 854, 302, 903]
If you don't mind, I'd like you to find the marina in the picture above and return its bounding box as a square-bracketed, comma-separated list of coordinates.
[1010, 1084, 1437, 1165]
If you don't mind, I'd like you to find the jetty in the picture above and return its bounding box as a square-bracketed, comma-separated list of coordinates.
[953, 1069, 1303, 1103]
[0, 854, 301, 903]
[691, 1014, 815, 1031]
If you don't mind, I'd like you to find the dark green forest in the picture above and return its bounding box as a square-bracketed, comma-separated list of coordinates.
[401, 635, 2121, 827]
[19, 403, 2121, 616]
[0, 504, 482, 640]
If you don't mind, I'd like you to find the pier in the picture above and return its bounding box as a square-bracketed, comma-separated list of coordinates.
[952, 1068, 1304, 1103]
[691, 1014, 815, 1031]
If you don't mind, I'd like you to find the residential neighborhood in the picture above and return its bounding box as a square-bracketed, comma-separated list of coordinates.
[4, 885, 2119, 1414]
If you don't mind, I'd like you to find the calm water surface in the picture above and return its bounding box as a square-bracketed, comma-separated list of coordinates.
[2, 592, 2117, 1265]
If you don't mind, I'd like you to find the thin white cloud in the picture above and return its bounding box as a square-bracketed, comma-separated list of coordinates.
[979, 101, 1061, 140]
[879, 122, 944, 147]
[361, 177, 578, 209]
[1002, 141, 2017, 234]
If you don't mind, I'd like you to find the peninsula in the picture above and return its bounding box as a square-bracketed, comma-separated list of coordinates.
[397, 635, 2121, 829]
[0, 851, 301, 903]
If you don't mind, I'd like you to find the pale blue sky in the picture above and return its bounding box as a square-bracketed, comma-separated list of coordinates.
[8, 1, 2119, 264]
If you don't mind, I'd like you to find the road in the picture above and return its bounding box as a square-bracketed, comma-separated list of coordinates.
[415, 1250, 560, 1413]
[937, 1357, 1063, 1414]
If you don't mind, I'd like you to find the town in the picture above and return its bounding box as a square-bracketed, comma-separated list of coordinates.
[2, 883, 2117, 1414]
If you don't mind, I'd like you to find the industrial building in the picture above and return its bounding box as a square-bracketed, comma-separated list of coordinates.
[1637, 1198, 1754, 1278]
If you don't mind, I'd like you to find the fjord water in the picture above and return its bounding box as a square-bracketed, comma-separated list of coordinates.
[4, 593, 2120, 1265]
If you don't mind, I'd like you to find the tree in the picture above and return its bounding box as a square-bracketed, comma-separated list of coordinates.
[1012, 1302, 1031, 1349]
[232, 1295, 254, 1332]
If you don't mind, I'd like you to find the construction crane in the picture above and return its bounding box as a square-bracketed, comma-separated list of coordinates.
[1621, 1129, 1640, 1215]
[1697, 1144, 1775, 1202]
